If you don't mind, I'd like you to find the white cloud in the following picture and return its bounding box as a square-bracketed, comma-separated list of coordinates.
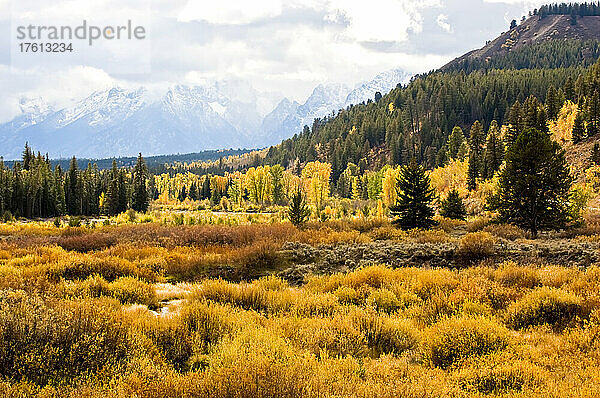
[436, 14, 453, 33]
[0, 0, 546, 122]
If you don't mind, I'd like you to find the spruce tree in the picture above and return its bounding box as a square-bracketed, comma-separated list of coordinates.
[440, 189, 467, 220]
[389, 159, 436, 230]
[65, 157, 80, 215]
[132, 153, 149, 212]
[572, 111, 585, 144]
[591, 143, 600, 165]
[117, 170, 128, 213]
[447, 126, 465, 160]
[188, 181, 199, 201]
[545, 85, 561, 120]
[104, 161, 120, 215]
[483, 121, 505, 179]
[288, 189, 310, 227]
[506, 101, 523, 148]
[467, 121, 485, 190]
[488, 128, 573, 238]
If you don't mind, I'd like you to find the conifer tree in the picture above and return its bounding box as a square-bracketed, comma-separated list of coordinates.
[65, 157, 80, 215]
[131, 153, 149, 212]
[467, 121, 485, 190]
[117, 169, 128, 213]
[506, 101, 524, 148]
[288, 189, 310, 227]
[545, 85, 562, 120]
[488, 128, 573, 238]
[440, 189, 467, 220]
[483, 121, 505, 179]
[447, 126, 466, 160]
[178, 186, 187, 202]
[591, 143, 600, 165]
[188, 181, 199, 201]
[103, 161, 120, 215]
[389, 159, 436, 230]
[572, 111, 586, 144]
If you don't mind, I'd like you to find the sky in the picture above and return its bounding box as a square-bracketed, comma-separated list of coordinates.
[0, 0, 547, 123]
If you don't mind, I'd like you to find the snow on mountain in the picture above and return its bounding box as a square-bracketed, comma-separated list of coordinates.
[0, 69, 413, 159]
[345, 69, 412, 107]
[258, 69, 413, 147]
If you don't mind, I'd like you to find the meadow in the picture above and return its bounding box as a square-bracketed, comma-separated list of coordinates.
[1, 216, 600, 397]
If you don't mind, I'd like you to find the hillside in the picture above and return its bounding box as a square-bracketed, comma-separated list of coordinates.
[443, 15, 600, 72]
[260, 6, 600, 184]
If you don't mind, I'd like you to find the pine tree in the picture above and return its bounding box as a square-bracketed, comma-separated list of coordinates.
[447, 126, 465, 160]
[506, 100, 523, 148]
[188, 181, 199, 201]
[22, 143, 33, 171]
[178, 186, 187, 202]
[288, 189, 310, 227]
[117, 170, 128, 213]
[440, 189, 467, 220]
[488, 128, 573, 238]
[131, 153, 149, 212]
[389, 159, 436, 230]
[103, 161, 120, 215]
[545, 85, 561, 120]
[572, 111, 586, 144]
[483, 120, 505, 179]
[591, 143, 600, 165]
[467, 121, 485, 190]
[65, 157, 80, 215]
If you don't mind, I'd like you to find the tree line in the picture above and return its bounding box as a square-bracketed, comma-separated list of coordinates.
[0, 147, 150, 219]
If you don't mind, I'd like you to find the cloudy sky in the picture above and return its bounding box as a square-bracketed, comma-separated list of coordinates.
[0, 0, 546, 123]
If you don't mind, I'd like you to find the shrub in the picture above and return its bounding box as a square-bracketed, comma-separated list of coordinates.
[483, 223, 527, 240]
[494, 262, 540, 289]
[0, 291, 132, 386]
[455, 358, 542, 394]
[457, 232, 496, 260]
[366, 289, 401, 313]
[351, 309, 419, 356]
[68, 217, 81, 227]
[57, 233, 116, 252]
[334, 286, 359, 305]
[422, 315, 511, 369]
[409, 229, 452, 244]
[368, 226, 406, 241]
[506, 287, 582, 330]
[466, 216, 490, 232]
[110, 276, 158, 308]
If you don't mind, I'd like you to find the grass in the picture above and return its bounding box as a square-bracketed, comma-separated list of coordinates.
[1, 220, 600, 396]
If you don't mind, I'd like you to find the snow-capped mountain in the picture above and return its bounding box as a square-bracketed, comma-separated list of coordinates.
[258, 69, 413, 147]
[258, 83, 350, 146]
[345, 69, 412, 107]
[0, 69, 413, 159]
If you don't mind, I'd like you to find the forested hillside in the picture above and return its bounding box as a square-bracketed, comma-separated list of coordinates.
[263, 3, 600, 185]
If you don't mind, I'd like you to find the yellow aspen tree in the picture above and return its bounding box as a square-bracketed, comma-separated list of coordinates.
[301, 161, 331, 212]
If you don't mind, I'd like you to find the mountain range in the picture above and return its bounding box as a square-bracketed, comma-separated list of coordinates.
[0, 69, 411, 160]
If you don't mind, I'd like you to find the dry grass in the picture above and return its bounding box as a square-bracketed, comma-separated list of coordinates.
[0, 222, 600, 397]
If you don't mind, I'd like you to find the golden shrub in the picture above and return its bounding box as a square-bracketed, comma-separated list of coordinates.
[457, 232, 496, 260]
[421, 315, 511, 369]
[483, 224, 527, 240]
[506, 287, 583, 330]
